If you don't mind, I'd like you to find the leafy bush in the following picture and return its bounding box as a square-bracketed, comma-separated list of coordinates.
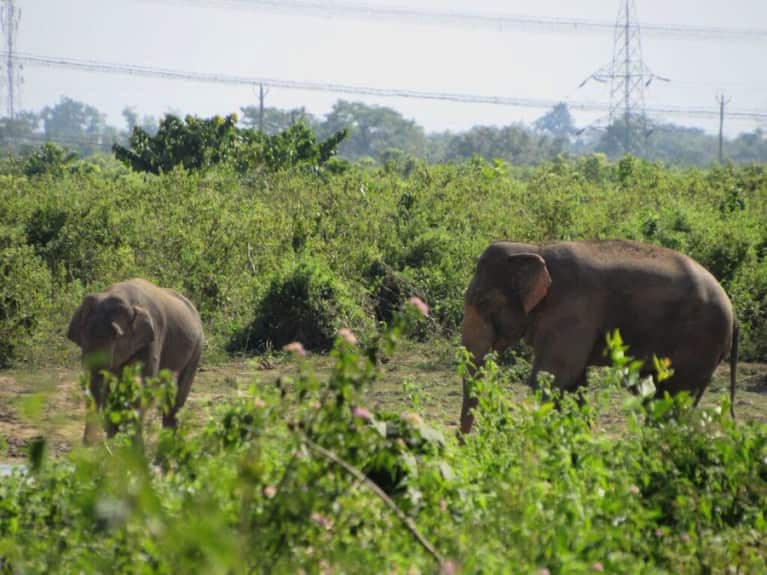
[0, 227, 52, 367]
[2, 323, 766, 573]
[232, 257, 369, 352]
[113, 113, 252, 174]
[367, 259, 415, 325]
[113, 114, 348, 174]
[0, 154, 766, 365]
[21, 142, 79, 177]
[260, 122, 348, 173]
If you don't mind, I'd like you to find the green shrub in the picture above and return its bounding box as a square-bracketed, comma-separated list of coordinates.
[232, 257, 369, 352]
[21, 142, 79, 177]
[113, 114, 348, 174]
[730, 258, 767, 361]
[366, 259, 411, 325]
[1, 155, 766, 362]
[0, 227, 52, 366]
[3, 324, 766, 573]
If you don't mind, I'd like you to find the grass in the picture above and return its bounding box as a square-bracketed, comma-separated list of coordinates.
[1, 340, 765, 464]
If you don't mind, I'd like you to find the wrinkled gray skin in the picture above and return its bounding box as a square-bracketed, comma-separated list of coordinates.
[460, 240, 738, 434]
[67, 278, 204, 444]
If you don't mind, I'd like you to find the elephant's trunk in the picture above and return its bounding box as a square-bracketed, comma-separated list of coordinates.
[460, 304, 494, 435]
[83, 368, 107, 445]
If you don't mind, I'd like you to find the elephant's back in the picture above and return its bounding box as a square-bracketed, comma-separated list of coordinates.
[542, 240, 721, 292]
[543, 240, 734, 354]
[111, 278, 204, 338]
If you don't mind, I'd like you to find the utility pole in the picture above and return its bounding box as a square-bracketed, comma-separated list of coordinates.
[716, 93, 731, 164]
[258, 83, 265, 133]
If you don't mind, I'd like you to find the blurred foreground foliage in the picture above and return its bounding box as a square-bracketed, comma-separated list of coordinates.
[1, 319, 766, 573]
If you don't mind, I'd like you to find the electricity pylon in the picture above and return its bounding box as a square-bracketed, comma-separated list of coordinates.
[1, 0, 22, 121]
[581, 0, 668, 154]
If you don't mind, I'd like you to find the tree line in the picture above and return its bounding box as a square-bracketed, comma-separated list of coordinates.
[1, 96, 766, 166]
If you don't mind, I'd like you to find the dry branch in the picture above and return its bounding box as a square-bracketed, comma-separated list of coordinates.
[302, 437, 445, 567]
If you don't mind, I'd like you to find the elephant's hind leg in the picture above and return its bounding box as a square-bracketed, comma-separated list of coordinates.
[655, 364, 714, 407]
[163, 343, 203, 429]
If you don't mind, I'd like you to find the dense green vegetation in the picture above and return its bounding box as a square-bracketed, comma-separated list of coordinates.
[1, 322, 766, 573]
[1, 124, 767, 572]
[4, 97, 767, 166]
[1, 146, 765, 367]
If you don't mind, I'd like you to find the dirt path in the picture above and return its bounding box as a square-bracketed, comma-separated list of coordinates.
[1, 349, 765, 464]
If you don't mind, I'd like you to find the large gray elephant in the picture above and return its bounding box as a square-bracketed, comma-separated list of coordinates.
[460, 240, 738, 434]
[67, 278, 204, 444]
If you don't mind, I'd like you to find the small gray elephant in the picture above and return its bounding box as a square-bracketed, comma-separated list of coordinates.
[67, 278, 204, 443]
[460, 240, 738, 434]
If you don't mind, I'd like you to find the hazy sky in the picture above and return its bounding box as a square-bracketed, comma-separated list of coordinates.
[15, 0, 767, 135]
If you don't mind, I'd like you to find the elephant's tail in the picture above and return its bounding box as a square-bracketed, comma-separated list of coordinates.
[730, 320, 739, 420]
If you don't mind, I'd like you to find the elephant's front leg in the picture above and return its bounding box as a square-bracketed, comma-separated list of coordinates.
[83, 369, 109, 445]
[530, 325, 596, 396]
[104, 348, 160, 439]
[136, 346, 162, 437]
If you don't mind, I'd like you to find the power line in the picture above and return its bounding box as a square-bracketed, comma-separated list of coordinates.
[12, 134, 116, 151]
[11, 51, 767, 123]
[132, 0, 767, 42]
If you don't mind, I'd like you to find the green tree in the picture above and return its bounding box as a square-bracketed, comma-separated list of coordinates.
[122, 107, 159, 136]
[441, 124, 565, 164]
[729, 129, 767, 163]
[40, 97, 116, 156]
[642, 123, 718, 166]
[0, 111, 40, 153]
[260, 122, 347, 172]
[22, 142, 79, 177]
[533, 103, 576, 138]
[240, 105, 320, 135]
[113, 113, 347, 174]
[113, 113, 251, 173]
[319, 100, 427, 161]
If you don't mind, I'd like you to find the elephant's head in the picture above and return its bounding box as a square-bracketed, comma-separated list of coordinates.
[459, 242, 551, 434]
[67, 294, 155, 443]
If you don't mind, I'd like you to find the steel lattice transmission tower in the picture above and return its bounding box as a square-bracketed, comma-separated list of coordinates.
[584, 0, 667, 154]
[1, 0, 21, 121]
[609, 0, 646, 153]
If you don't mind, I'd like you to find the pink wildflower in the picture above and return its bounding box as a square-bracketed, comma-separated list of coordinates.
[283, 341, 306, 356]
[253, 397, 266, 409]
[311, 512, 334, 531]
[337, 327, 358, 345]
[592, 562, 604, 572]
[408, 296, 429, 317]
[352, 406, 373, 420]
[538, 569, 551, 575]
[440, 561, 459, 575]
[401, 411, 424, 426]
[681, 533, 691, 543]
[263, 485, 277, 499]
[655, 528, 664, 537]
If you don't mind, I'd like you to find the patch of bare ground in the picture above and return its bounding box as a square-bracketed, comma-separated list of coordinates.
[1, 344, 764, 464]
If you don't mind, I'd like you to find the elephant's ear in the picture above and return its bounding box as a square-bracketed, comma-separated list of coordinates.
[130, 305, 156, 350]
[67, 295, 97, 346]
[508, 254, 551, 314]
